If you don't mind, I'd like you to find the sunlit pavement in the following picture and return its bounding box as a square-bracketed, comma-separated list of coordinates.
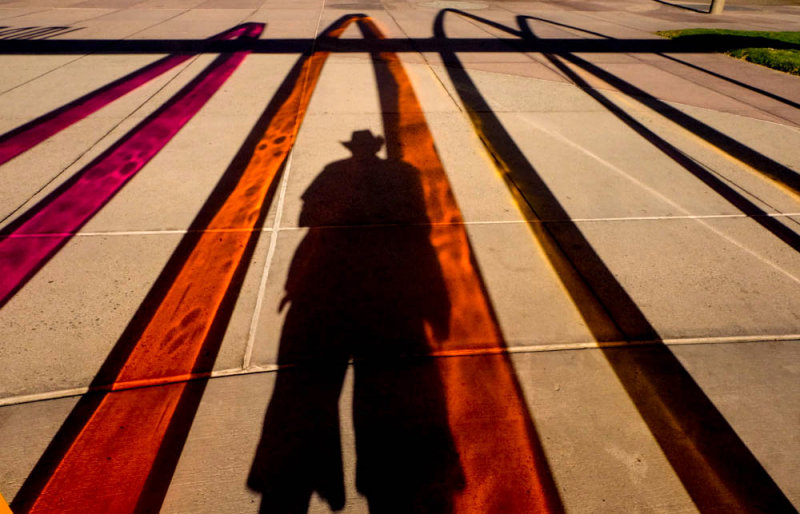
[1, 0, 799, 512]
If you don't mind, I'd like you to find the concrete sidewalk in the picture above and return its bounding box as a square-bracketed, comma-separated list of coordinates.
[1, 0, 799, 512]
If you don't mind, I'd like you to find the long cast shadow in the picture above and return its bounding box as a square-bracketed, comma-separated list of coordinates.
[358, 15, 563, 512]
[661, 52, 800, 111]
[434, 8, 796, 512]
[3, 34, 799, 55]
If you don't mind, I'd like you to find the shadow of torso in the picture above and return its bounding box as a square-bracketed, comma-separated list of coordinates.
[249, 141, 463, 513]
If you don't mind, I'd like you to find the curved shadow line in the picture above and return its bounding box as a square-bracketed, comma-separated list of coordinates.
[433, 8, 646, 338]
[435, 8, 797, 512]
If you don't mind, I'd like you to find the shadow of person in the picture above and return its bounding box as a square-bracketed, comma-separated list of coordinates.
[248, 130, 464, 513]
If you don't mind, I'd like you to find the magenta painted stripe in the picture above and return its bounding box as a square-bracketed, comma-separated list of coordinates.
[0, 23, 264, 306]
[0, 23, 257, 166]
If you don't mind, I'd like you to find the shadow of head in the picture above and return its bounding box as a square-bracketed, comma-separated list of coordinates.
[342, 129, 385, 159]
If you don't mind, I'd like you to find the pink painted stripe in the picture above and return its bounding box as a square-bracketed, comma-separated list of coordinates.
[0, 23, 256, 166]
[0, 23, 264, 307]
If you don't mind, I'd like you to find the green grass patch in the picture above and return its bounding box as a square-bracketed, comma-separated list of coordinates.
[657, 29, 800, 75]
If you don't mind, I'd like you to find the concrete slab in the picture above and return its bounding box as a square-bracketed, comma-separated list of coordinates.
[570, 216, 800, 339]
[0, 233, 182, 398]
[0, 8, 56, 21]
[78, 54, 296, 233]
[509, 348, 698, 513]
[499, 109, 800, 219]
[0, 7, 110, 25]
[667, 340, 800, 504]
[246, 8, 323, 37]
[0, 227, 272, 398]
[0, 395, 78, 500]
[0, 54, 182, 127]
[498, 110, 746, 219]
[431, 64, 620, 113]
[0, 55, 204, 226]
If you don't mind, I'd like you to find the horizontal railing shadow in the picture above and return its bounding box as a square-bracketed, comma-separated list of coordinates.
[2, 35, 799, 55]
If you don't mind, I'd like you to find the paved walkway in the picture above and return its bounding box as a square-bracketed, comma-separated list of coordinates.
[1, 0, 799, 512]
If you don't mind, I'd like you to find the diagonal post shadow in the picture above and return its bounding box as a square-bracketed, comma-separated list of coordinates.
[518, 26, 800, 197]
[430, 11, 800, 196]
[659, 52, 800, 111]
[433, 8, 796, 512]
[515, 16, 800, 256]
[518, 14, 800, 112]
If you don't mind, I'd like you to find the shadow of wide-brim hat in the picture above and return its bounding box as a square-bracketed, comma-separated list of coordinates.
[342, 129, 384, 151]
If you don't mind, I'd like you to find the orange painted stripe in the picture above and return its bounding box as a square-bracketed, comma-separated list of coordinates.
[114, 17, 361, 388]
[0, 492, 12, 514]
[26, 17, 363, 513]
[358, 18, 562, 513]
